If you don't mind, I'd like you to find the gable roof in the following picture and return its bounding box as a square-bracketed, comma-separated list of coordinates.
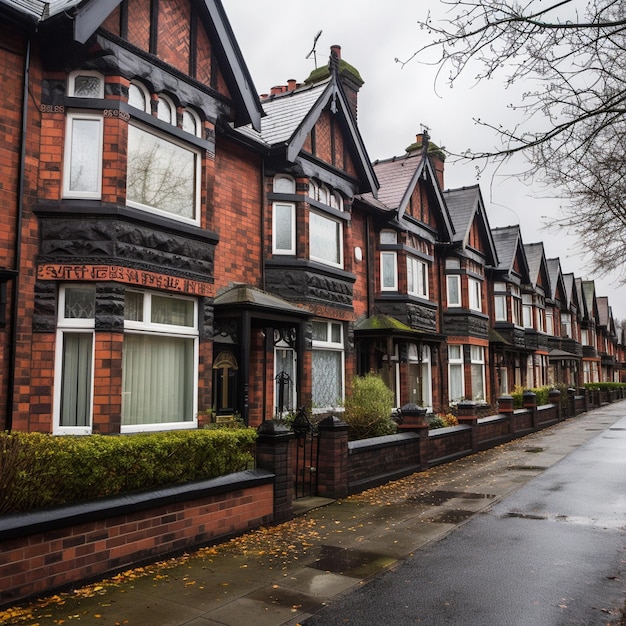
[491, 224, 529, 281]
[546, 257, 566, 304]
[356, 145, 454, 241]
[524, 242, 551, 294]
[443, 185, 498, 265]
[562, 273, 579, 313]
[236, 74, 377, 194]
[1, 0, 263, 130]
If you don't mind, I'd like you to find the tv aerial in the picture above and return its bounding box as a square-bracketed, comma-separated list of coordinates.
[306, 30, 323, 69]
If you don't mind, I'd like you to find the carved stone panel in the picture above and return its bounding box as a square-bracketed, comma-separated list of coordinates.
[265, 266, 353, 309]
[37, 213, 215, 282]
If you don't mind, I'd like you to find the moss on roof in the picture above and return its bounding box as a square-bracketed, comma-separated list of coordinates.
[405, 139, 447, 162]
[304, 59, 364, 87]
[355, 314, 415, 332]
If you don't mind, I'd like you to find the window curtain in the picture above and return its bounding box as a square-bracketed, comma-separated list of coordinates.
[60, 333, 93, 427]
[122, 334, 193, 424]
[312, 349, 342, 407]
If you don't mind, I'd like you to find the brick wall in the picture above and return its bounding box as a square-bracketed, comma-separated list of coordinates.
[348, 433, 422, 494]
[212, 139, 262, 290]
[0, 471, 274, 607]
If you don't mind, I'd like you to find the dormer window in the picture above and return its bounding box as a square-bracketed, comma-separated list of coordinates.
[68, 71, 104, 98]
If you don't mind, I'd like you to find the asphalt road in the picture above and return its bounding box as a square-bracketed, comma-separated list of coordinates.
[304, 412, 626, 626]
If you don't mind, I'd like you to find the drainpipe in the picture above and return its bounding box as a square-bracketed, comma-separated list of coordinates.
[5, 37, 31, 431]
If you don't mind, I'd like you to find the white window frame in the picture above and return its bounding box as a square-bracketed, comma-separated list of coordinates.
[272, 202, 296, 254]
[122, 290, 198, 433]
[311, 320, 345, 410]
[381, 251, 398, 291]
[447, 274, 461, 308]
[157, 93, 176, 124]
[182, 108, 202, 137]
[63, 112, 103, 199]
[273, 174, 296, 194]
[522, 294, 534, 328]
[407, 256, 429, 299]
[129, 81, 151, 112]
[126, 122, 202, 225]
[309, 210, 343, 268]
[53, 285, 96, 435]
[495, 294, 507, 321]
[469, 277, 482, 312]
[448, 344, 465, 404]
[470, 345, 486, 402]
[68, 70, 104, 98]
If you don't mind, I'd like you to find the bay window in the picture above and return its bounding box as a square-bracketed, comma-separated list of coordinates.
[522, 294, 534, 328]
[447, 275, 461, 307]
[381, 251, 398, 291]
[122, 290, 198, 431]
[126, 124, 200, 223]
[310, 211, 342, 267]
[273, 203, 296, 254]
[469, 277, 482, 312]
[407, 257, 428, 298]
[311, 321, 344, 409]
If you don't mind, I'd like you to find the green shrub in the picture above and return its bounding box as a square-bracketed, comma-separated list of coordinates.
[583, 382, 626, 390]
[0, 428, 256, 515]
[343, 373, 397, 440]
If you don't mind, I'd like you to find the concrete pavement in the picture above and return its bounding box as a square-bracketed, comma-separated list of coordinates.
[2, 403, 625, 625]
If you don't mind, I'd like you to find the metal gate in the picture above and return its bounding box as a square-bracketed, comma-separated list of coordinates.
[292, 407, 320, 498]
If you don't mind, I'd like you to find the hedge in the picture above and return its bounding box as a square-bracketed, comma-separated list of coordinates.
[0, 429, 256, 515]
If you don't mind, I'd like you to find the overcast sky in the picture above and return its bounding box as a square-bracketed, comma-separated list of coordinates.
[222, 0, 626, 319]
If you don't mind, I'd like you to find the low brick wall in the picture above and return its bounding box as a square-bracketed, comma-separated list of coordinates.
[348, 433, 422, 494]
[0, 469, 274, 607]
[427, 425, 472, 466]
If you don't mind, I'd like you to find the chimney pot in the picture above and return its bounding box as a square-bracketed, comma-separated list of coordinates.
[330, 44, 341, 59]
[287, 79, 297, 91]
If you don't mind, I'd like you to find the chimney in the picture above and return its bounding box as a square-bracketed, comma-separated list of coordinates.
[287, 79, 297, 91]
[405, 132, 446, 188]
[303, 45, 364, 120]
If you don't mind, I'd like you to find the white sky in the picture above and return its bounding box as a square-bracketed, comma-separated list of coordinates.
[222, 0, 626, 320]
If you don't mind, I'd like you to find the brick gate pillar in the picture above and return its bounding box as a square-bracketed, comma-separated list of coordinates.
[316, 415, 349, 500]
[256, 420, 295, 523]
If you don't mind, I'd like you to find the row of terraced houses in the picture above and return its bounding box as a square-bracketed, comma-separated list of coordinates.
[1, 0, 625, 436]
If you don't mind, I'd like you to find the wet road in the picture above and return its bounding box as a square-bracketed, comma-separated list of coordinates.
[305, 412, 626, 625]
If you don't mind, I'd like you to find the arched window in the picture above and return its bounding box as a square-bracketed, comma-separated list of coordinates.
[213, 351, 239, 414]
[182, 108, 201, 137]
[128, 81, 150, 112]
[273, 174, 296, 194]
[157, 94, 176, 124]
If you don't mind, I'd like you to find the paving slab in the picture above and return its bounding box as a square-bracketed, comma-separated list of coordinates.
[2, 405, 625, 626]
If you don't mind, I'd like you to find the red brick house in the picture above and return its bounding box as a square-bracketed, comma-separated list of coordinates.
[442, 185, 498, 404]
[0, 0, 264, 433]
[354, 135, 453, 411]
[1, 0, 625, 437]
